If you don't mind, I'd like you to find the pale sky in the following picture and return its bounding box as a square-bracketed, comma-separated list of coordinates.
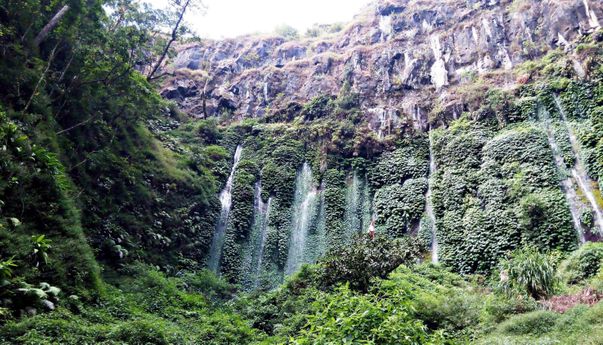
[145, 0, 373, 39]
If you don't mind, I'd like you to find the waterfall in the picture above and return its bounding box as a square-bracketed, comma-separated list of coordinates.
[539, 107, 585, 242]
[344, 172, 362, 240]
[426, 130, 439, 263]
[554, 96, 603, 236]
[254, 197, 272, 284]
[344, 172, 371, 241]
[207, 145, 243, 272]
[310, 183, 327, 262]
[239, 180, 273, 289]
[285, 163, 319, 275]
[361, 175, 372, 235]
[252, 181, 272, 288]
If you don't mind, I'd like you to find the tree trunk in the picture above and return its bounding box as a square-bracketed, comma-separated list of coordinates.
[146, 0, 191, 81]
[34, 5, 70, 46]
[22, 42, 59, 114]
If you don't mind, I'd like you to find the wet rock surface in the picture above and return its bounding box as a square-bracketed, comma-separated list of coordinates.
[161, 0, 602, 132]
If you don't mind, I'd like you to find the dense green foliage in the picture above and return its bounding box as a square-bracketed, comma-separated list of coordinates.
[495, 247, 557, 299]
[320, 234, 422, 291]
[1, 0, 603, 343]
[557, 242, 603, 284]
[0, 111, 101, 304]
[0, 0, 228, 298]
[477, 303, 603, 345]
[0, 264, 261, 344]
[432, 120, 578, 274]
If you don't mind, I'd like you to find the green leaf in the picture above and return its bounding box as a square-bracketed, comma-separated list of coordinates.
[8, 218, 20, 227]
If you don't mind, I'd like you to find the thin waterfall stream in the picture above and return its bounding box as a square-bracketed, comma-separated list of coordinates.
[539, 107, 585, 242]
[253, 187, 272, 288]
[240, 181, 273, 289]
[554, 96, 603, 236]
[343, 172, 371, 241]
[208, 145, 243, 272]
[285, 163, 319, 275]
[426, 130, 439, 263]
[344, 172, 361, 240]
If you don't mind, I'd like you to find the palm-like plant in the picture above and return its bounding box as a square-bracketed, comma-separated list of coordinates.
[31, 235, 52, 268]
[0, 257, 17, 283]
[496, 246, 556, 299]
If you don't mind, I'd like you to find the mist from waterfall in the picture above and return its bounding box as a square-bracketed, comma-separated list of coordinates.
[554, 96, 603, 236]
[208, 145, 243, 272]
[539, 107, 585, 242]
[285, 163, 320, 275]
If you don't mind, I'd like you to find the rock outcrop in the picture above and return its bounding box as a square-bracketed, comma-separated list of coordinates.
[161, 0, 602, 133]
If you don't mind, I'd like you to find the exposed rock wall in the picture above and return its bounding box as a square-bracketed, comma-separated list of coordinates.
[162, 0, 602, 133]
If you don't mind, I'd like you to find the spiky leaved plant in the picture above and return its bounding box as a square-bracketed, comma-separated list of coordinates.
[496, 246, 557, 299]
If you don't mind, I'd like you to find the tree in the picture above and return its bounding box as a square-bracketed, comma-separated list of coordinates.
[34, 5, 70, 46]
[274, 24, 299, 40]
[319, 235, 422, 292]
[147, 0, 204, 81]
[105, 0, 171, 75]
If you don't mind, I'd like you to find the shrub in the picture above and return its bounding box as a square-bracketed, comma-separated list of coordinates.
[108, 319, 175, 344]
[301, 95, 334, 121]
[377, 265, 483, 338]
[319, 235, 422, 292]
[0, 257, 16, 283]
[292, 285, 440, 345]
[557, 242, 603, 284]
[196, 119, 222, 144]
[181, 269, 236, 302]
[30, 235, 52, 268]
[495, 247, 557, 299]
[336, 81, 360, 110]
[480, 294, 538, 330]
[236, 265, 323, 337]
[274, 24, 299, 40]
[496, 310, 559, 335]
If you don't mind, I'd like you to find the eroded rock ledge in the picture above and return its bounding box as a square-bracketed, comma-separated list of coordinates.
[161, 0, 602, 133]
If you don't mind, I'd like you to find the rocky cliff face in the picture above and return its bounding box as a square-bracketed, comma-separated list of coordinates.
[161, 0, 602, 134]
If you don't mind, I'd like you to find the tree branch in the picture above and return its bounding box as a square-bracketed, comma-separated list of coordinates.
[55, 112, 99, 135]
[22, 42, 59, 114]
[146, 0, 191, 81]
[34, 5, 70, 46]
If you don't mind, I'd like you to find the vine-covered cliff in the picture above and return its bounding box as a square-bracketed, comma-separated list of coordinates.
[153, 0, 603, 287]
[2, 0, 603, 343]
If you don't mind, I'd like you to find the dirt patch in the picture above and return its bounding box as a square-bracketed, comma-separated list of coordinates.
[542, 288, 602, 313]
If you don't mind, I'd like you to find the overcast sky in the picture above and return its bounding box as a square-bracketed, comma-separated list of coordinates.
[145, 0, 372, 39]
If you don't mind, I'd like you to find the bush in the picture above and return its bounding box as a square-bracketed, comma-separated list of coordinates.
[477, 300, 603, 344]
[319, 235, 422, 292]
[0, 264, 262, 344]
[196, 119, 222, 144]
[377, 265, 483, 338]
[557, 242, 603, 284]
[292, 285, 440, 345]
[496, 310, 559, 335]
[336, 81, 360, 110]
[274, 24, 299, 40]
[301, 95, 334, 121]
[495, 247, 557, 299]
[181, 269, 236, 302]
[108, 319, 175, 344]
[237, 265, 323, 338]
